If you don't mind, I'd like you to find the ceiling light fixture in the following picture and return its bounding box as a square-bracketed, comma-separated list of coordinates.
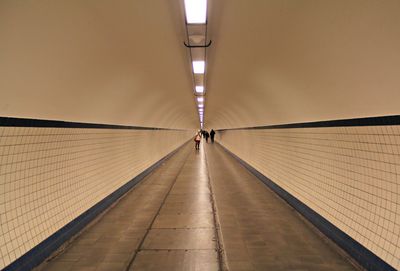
[195, 86, 204, 93]
[183, 0, 210, 128]
[192, 61, 205, 74]
[184, 0, 207, 24]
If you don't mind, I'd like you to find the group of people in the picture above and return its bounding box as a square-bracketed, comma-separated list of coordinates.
[194, 129, 215, 150]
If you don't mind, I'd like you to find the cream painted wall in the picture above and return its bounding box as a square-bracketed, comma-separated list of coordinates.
[206, 0, 400, 129]
[2, 0, 398, 130]
[0, 0, 197, 129]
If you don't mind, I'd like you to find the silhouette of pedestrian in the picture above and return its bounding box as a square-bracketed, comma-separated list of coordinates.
[210, 129, 215, 143]
[205, 131, 209, 143]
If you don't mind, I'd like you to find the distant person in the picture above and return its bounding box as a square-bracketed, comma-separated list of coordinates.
[194, 131, 201, 150]
[205, 131, 209, 143]
[210, 129, 215, 143]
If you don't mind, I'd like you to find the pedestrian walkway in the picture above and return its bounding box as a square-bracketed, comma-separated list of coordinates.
[206, 144, 358, 271]
[39, 142, 358, 271]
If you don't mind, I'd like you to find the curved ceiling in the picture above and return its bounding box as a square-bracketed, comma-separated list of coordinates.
[206, 0, 400, 129]
[1, 1, 400, 130]
[0, 0, 197, 129]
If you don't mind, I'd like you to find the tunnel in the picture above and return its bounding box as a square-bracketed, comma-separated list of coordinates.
[0, 1, 399, 270]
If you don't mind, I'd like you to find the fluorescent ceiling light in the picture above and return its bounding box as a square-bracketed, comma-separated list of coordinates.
[195, 86, 204, 93]
[193, 61, 205, 74]
[197, 97, 204, 102]
[198, 104, 204, 108]
[184, 0, 207, 24]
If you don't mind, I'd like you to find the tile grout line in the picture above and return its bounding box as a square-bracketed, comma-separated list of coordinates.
[124, 145, 193, 271]
[203, 144, 229, 271]
[216, 141, 367, 271]
[36, 144, 187, 269]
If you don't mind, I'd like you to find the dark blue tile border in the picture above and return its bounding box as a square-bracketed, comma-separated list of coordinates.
[218, 143, 396, 271]
[0, 116, 175, 130]
[218, 114, 400, 131]
[2, 140, 189, 271]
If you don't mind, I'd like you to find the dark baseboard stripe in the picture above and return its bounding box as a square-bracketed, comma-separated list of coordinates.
[218, 114, 400, 131]
[3, 140, 190, 271]
[218, 142, 396, 271]
[0, 116, 173, 130]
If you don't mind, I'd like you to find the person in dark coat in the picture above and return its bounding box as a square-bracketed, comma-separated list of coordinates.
[205, 131, 209, 143]
[210, 129, 215, 143]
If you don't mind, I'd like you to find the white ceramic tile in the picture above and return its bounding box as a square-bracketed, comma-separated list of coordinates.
[0, 127, 193, 269]
[218, 126, 400, 270]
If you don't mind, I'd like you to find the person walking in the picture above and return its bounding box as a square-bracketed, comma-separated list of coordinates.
[205, 131, 209, 143]
[194, 131, 201, 150]
[210, 129, 215, 143]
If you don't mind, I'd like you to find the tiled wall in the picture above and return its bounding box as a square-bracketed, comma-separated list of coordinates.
[0, 127, 193, 269]
[217, 126, 400, 270]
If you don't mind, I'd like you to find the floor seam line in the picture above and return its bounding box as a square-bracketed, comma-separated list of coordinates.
[204, 145, 229, 271]
[125, 248, 219, 255]
[124, 146, 193, 271]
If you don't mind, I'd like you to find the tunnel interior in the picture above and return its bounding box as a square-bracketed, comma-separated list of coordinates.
[0, 1, 400, 270]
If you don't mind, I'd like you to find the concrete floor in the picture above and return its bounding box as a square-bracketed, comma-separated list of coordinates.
[39, 142, 358, 271]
